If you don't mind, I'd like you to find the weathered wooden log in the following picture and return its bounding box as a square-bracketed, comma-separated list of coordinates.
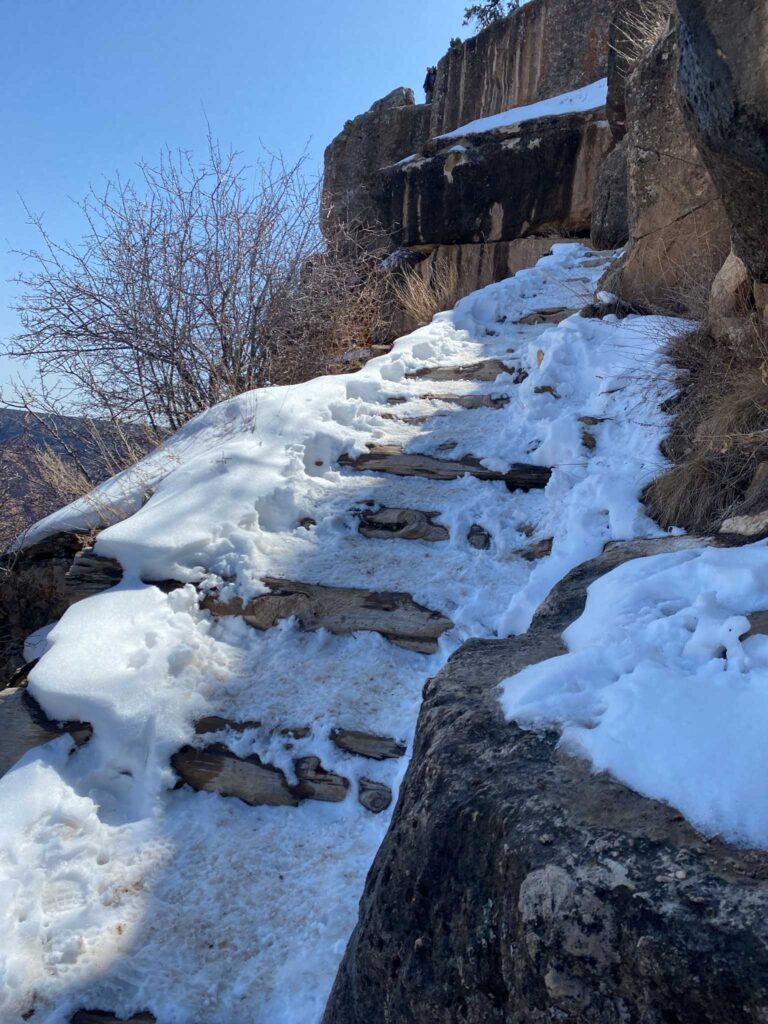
[467, 525, 492, 550]
[70, 1011, 155, 1024]
[202, 578, 452, 654]
[358, 778, 393, 814]
[65, 548, 123, 597]
[358, 507, 449, 543]
[339, 446, 551, 493]
[406, 359, 517, 383]
[386, 393, 509, 411]
[331, 728, 406, 761]
[172, 745, 349, 807]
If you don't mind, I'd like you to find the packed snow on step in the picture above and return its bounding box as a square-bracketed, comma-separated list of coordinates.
[0, 244, 676, 1023]
[438, 77, 608, 139]
[501, 541, 768, 849]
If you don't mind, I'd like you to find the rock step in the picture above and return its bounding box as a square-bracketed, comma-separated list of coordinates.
[339, 446, 551, 492]
[172, 745, 392, 814]
[357, 507, 449, 543]
[202, 578, 452, 654]
[194, 717, 406, 762]
[405, 359, 518, 383]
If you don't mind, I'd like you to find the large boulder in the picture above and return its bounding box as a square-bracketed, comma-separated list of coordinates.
[323, 537, 768, 1024]
[591, 137, 629, 250]
[374, 109, 612, 248]
[676, 0, 768, 283]
[429, 0, 613, 137]
[321, 88, 431, 238]
[615, 27, 731, 310]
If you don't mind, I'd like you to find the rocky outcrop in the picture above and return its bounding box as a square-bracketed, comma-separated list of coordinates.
[321, 88, 431, 238]
[374, 109, 611, 248]
[324, 537, 768, 1024]
[321, 0, 614, 303]
[676, 0, 768, 284]
[591, 137, 629, 250]
[429, 0, 613, 137]
[612, 26, 731, 310]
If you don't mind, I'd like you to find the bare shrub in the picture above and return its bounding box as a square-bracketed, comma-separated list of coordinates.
[393, 259, 461, 327]
[6, 136, 392, 432]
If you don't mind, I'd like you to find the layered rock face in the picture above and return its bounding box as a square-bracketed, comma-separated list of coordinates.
[613, 26, 730, 309]
[324, 538, 768, 1024]
[375, 110, 611, 248]
[428, 0, 613, 137]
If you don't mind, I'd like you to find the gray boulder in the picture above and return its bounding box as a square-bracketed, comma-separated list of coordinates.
[324, 536, 768, 1024]
[676, 0, 768, 282]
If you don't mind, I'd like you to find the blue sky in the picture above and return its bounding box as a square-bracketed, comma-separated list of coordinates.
[0, 0, 469, 389]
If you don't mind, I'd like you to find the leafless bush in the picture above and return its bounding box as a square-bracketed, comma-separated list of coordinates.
[393, 259, 461, 326]
[6, 135, 392, 432]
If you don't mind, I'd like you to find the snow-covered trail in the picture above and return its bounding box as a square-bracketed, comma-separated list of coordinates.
[0, 245, 674, 1023]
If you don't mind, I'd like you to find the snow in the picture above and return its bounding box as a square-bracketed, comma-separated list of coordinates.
[438, 78, 608, 140]
[0, 243, 678, 1022]
[501, 541, 768, 849]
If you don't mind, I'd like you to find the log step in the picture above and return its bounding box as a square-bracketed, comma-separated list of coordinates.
[330, 728, 406, 760]
[339, 446, 551, 492]
[70, 1013, 155, 1024]
[358, 507, 449, 543]
[406, 359, 517, 383]
[202, 578, 452, 654]
[172, 745, 349, 807]
[515, 306, 577, 325]
[386, 393, 510, 411]
[172, 745, 392, 814]
[193, 718, 405, 761]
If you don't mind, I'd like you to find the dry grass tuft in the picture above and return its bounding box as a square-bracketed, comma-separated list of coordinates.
[393, 259, 462, 327]
[613, 0, 674, 69]
[645, 311, 768, 532]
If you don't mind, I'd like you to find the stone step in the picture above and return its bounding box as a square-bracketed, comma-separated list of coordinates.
[357, 507, 449, 542]
[339, 446, 551, 492]
[172, 745, 392, 813]
[194, 717, 405, 761]
[406, 358, 519, 383]
[202, 578, 452, 654]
